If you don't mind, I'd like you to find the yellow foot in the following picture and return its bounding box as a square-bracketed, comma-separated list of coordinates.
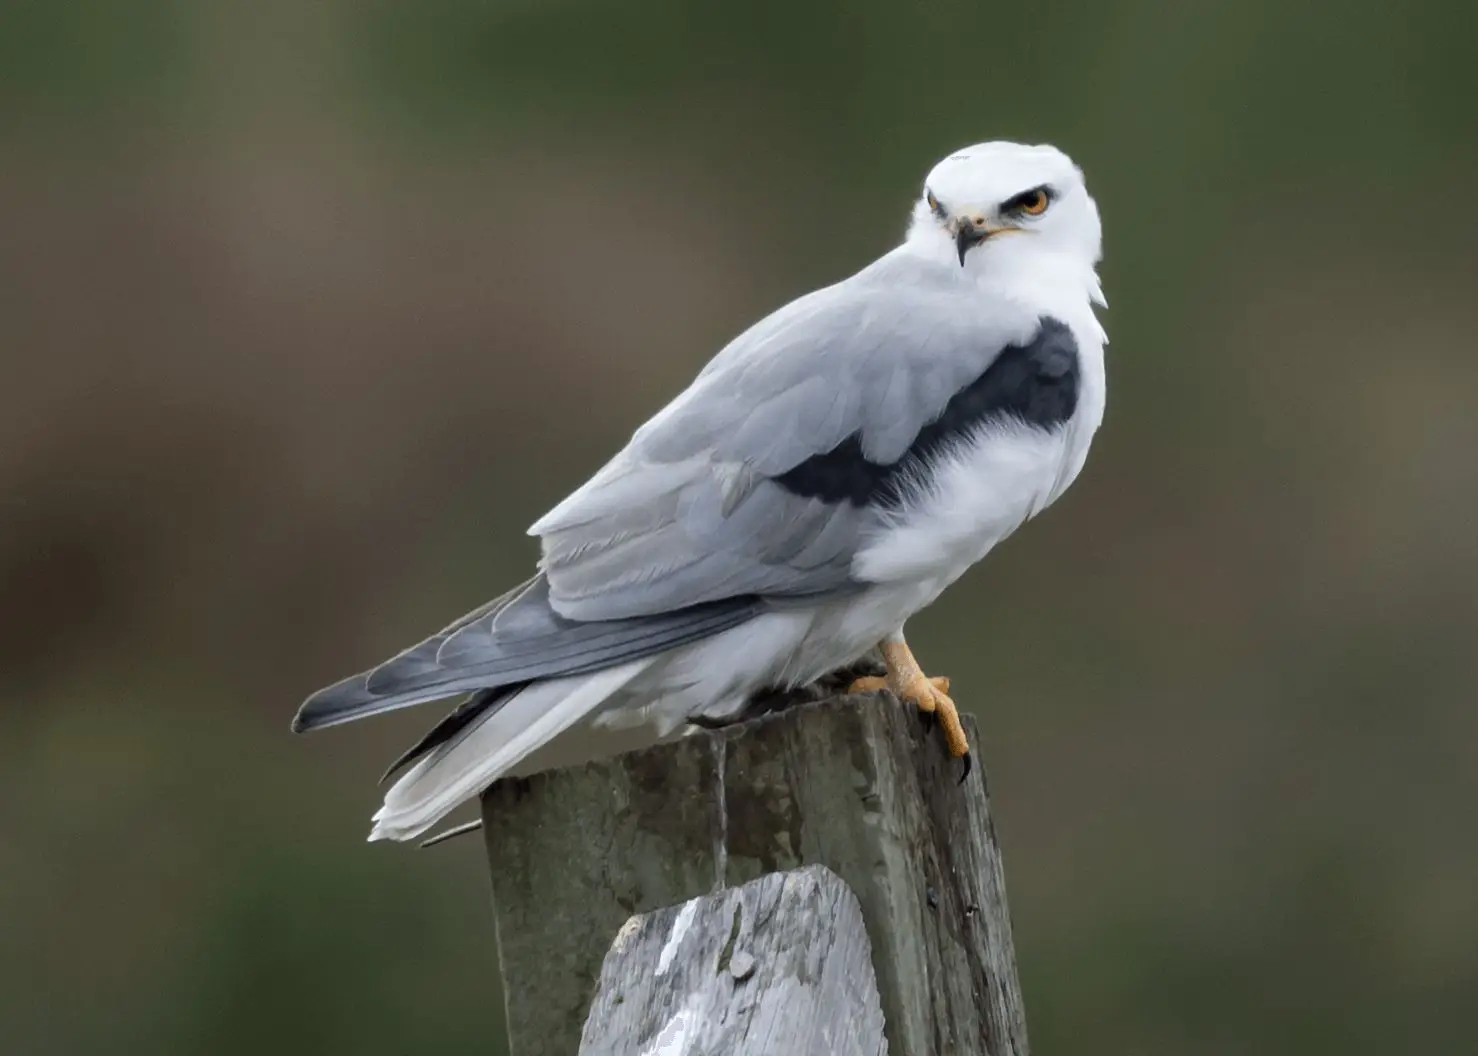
[846, 639, 972, 781]
[845, 674, 950, 703]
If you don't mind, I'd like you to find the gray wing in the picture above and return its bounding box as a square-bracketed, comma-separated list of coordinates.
[531, 252, 1043, 622]
[293, 575, 762, 732]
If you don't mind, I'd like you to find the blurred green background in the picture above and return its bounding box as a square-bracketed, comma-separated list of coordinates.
[3, 0, 1475, 1052]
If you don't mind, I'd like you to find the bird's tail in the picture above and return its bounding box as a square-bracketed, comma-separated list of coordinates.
[368, 659, 650, 842]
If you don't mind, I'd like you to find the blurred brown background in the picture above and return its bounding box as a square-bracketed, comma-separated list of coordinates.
[2, 1, 1475, 1053]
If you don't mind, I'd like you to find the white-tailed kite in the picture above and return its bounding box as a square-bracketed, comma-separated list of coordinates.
[294, 141, 1107, 842]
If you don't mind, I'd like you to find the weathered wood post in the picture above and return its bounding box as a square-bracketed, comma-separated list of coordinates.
[580, 864, 887, 1054]
[481, 691, 1028, 1056]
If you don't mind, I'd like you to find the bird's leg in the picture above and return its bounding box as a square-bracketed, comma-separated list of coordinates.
[847, 632, 971, 777]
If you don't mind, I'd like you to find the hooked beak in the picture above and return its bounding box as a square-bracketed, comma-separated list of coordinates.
[953, 217, 996, 266]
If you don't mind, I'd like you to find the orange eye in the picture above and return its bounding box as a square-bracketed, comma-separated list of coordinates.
[925, 190, 943, 215]
[1017, 188, 1050, 215]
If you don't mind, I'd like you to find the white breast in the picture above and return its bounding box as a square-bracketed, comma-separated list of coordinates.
[851, 422, 1070, 586]
[854, 316, 1106, 591]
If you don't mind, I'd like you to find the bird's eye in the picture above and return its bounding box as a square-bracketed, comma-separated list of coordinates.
[925, 189, 944, 217]
[1004, 186, 1052, 217]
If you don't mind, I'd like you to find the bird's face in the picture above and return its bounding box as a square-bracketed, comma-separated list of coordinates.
[909, 142, 1102, 273]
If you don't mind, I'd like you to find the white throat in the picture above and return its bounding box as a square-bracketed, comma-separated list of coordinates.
[899, 224, 1107, 345]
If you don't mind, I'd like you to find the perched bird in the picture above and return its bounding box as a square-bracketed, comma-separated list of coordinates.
[294, 141, 1107, 843]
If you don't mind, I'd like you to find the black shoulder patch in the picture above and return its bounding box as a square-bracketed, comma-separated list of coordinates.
[773, 317, 1079, 507]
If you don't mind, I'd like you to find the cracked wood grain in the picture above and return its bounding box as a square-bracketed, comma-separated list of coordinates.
[577, 865, 886, 1055]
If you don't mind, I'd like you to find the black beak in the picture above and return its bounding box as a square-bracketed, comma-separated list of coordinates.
[954, 221, 988, 266]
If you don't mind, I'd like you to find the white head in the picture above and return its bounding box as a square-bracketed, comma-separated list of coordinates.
[905, 141, 1103, 302]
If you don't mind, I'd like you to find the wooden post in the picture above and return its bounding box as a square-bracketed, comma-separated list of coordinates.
[578, 864, 886, 1055]
[481, 691, 1028, 1056]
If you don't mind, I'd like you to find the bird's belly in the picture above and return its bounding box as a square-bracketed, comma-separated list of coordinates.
[852, 422, 1076, 587]
[607, 582, 933, 730]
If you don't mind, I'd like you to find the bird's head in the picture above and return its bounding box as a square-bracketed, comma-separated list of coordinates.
[907, 142, 1102, 283]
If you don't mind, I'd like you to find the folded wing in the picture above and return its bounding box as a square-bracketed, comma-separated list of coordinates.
[532, 256, 1042, 622]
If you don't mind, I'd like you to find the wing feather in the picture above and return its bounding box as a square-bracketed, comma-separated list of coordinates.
[291, 576, 760, 731]
[532, 251, 1041, 621]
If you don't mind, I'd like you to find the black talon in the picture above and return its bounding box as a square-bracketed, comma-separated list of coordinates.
[918, 707, 937, 731]
[958, 751, 973, 784]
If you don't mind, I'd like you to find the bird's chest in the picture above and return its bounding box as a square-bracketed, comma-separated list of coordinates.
[854, 331, 1106, 589]
[852, 424, 1075, 588]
